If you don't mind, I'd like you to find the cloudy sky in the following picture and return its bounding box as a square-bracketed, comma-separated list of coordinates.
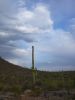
[0, 0, 75, 71]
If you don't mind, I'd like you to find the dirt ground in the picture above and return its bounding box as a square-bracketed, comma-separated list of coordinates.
[20, 89, 75, 100]
[0, 90, 75, 100]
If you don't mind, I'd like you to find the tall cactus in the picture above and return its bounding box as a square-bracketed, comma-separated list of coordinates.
[32, 46, 36, 84]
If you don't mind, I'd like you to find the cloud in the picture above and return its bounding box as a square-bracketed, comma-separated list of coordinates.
[0, 31, 9, 37]
[0, 2, 53, 43]
[14, 4, 53, 34]
[0, 3, 49, 68]
[12, 48, 31, 57]
[69, 18, 75, 33]
[0, 0, 75, 71]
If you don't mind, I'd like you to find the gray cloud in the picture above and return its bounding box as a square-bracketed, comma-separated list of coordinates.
[0, 0, 75, 71]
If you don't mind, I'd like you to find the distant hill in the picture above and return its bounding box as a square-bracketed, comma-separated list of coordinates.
[0, 57, 75, 94]
[0, 57, 29, 70]
[0, 57, 32, 93]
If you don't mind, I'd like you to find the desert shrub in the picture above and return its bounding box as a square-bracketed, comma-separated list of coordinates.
[0, 83, 4, 91]
[72, 95, 75, 100]
[43, 79, 59, 91]
[31, 87, 42, 96]
[57, 80, 64, 89]
[65, 79, 74, 90]
[9, 85, 22, 95]
[22, 81, 33, 91]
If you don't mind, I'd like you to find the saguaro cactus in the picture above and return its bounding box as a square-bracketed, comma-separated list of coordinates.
[32, 46, 36, 84]
[32, 46, 34, 70]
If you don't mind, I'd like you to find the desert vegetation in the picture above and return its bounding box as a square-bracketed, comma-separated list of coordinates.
[0, 57, 75, 100]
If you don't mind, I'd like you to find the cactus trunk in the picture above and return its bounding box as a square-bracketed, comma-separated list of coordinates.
[32, 46, 36, 84]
